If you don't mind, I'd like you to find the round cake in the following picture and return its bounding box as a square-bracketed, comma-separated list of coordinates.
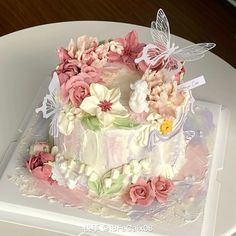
[33, 29, 192, 194]
[26, 9, 215, 207]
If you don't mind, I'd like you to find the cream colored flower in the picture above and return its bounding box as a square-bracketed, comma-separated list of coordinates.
[109, 41, 124, 54]
[80, 83, 128, 127]
[146, 112, 164, 124]
[144, 70, 185, 118]
[58, 105, 82, 135]
[76, 35, 98, 59]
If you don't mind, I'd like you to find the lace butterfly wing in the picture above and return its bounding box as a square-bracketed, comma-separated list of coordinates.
[35, 72, 61, 137]
[172, 43, 216, 62]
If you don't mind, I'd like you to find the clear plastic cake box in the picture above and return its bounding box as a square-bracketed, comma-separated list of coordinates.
[0, 78, 230, 236]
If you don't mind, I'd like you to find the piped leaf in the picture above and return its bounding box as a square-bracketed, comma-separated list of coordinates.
[102, 175, 125, 196]
[88, 179, 102, 195]
[113, 117, 140, 129]
[81, 115, 101, 131]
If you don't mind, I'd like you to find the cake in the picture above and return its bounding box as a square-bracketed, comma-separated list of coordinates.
[22, 9, 215, 210]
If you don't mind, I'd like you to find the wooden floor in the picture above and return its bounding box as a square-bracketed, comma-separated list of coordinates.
[0, 0, 235, 67]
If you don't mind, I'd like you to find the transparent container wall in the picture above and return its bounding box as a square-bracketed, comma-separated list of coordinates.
[0, 77, 51, 177]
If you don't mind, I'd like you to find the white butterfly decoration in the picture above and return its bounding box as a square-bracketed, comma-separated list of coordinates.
[135, 9, 215, 73]
[35, 72, 61, 137]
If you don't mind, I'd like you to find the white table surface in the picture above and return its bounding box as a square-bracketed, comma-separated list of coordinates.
[0, 21, 235, 236]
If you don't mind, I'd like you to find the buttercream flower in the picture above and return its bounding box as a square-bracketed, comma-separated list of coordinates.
[57, 47, 71, 63]
[29, 142, 50, 155]
[80, 64, 101, 84]
[67, 38, 77, 58]
[80, 83, 128, 127]
[58, 106, 82, 135]
[75, 35, 98, 60]
[56, 48, 81, 85]
[109, 41, 124, 54]
[80, 42, 110, 68]
[69, 35, 109, 67]
[160, 119, 173, 135]
[124, 177, 155, 206]
[144, 70, 185, 118]
[149, 176, 173, 203]
[61, 75, 90, 107]
[26, 152, 54, 182]
[108, 31, 145, 70]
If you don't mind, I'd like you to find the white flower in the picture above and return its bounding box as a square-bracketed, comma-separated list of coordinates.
[85, 166, 93, 176]
[122, 164, 131, 175]
[129, 79, 150, 113]
[58, 105, 82, 135]
[131, 175, 139, 183]
[130, 159, 139, 168]
[89, 172, 98, 182]
[139, 159, 150, 171]
[104, 178, 112, 188]
[51, 146, 59, 156]
[80, 83, 128, 127]
[109, 41, 124, 54]
[146, 112, 164, 124]
[111, 169, 120, 179]
[78, 163, 85, 174]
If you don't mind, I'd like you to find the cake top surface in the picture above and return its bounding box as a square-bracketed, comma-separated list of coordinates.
[36, 9, 215, 138]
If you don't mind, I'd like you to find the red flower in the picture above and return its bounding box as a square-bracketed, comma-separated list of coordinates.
[124, 177, 155, 206]
[149, 176, 173, 203]
[56, 48, 81, 85]
[61, 75, 90, 107]
[109, 31, 145, 70]
[26, 152, 54, 182]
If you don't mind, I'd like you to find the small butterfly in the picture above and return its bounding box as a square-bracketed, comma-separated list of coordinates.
[35, 72, 61, 137]
[135, 9, 216, 73]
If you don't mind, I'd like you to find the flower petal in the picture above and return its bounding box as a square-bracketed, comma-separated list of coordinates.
[80, 96, 99, 115]
[97, 110, 114, 127]
[89, 83, 107, 100]
[106, 87, 121, 103]
[58, 112, 75, 135]
[109, 102, 128, 117]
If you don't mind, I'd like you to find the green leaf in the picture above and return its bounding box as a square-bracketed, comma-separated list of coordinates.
[102, 175, 124, 196]
[113, 117, 140, 129]
[81, 115, 101, 131]
[88, 180, 101, 195]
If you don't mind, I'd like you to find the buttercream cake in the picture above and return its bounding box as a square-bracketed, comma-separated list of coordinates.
[25, 9, 215, 207]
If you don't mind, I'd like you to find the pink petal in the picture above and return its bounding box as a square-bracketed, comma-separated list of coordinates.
[32, 165, 52, 181]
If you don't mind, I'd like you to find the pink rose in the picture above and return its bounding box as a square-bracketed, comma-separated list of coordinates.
[124, 178, 155, 206]
[149, 176, 173, 203]
[109, 31, 145, 70]
[80, 65, 101, 84]
[57, 59, 81, 85]
[61, 75, 90, 107]
[26, 152, 54, 182]
[56, 48, 81, 85]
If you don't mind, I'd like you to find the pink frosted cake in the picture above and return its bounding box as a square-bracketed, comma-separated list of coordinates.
[16, 9, 216, 219]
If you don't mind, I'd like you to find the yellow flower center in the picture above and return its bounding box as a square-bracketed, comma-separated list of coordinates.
[160, 119, 173, 135]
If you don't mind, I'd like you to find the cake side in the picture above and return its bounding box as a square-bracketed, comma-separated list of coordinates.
[53, 64, 189, 190]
